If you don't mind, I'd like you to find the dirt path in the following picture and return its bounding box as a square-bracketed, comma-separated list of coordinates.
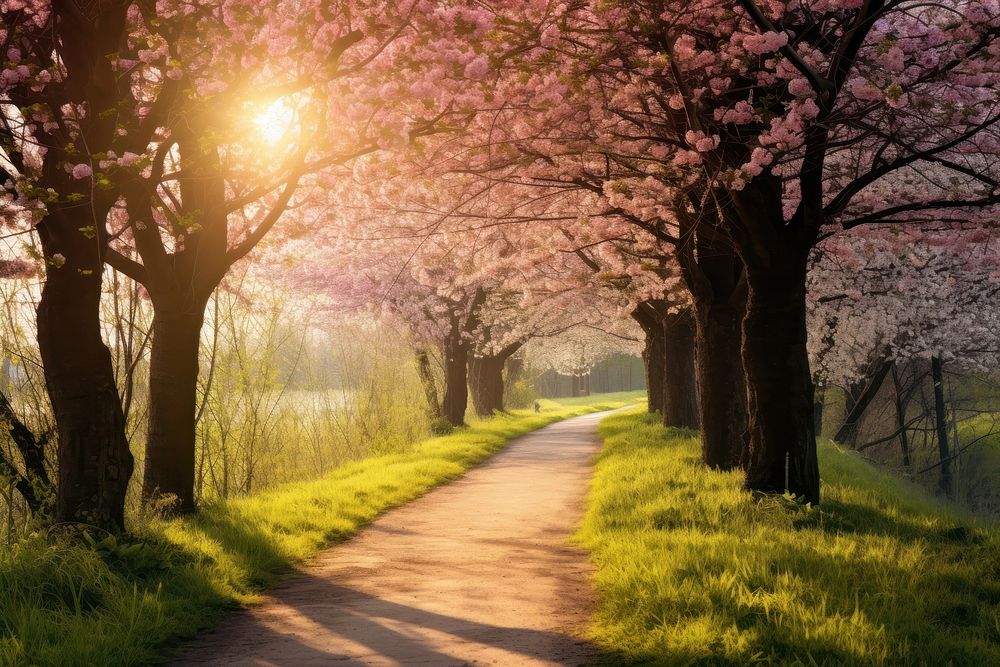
[173, 410, 613, 666]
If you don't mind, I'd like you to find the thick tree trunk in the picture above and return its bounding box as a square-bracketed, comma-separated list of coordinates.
[415, 348, 442, 418]
[635, 311, 665, 414]
[142, 306, 205, 513]
[675, 208, 748, 468]
[469, 355, 505, 416]
[442, 333, 469, 426]
[36, 215, 133, 531]
[662, 310, 699, 430]
[741, 266, 820, 504]
[469, 340, 522, 417]
[693, 301, 745, 468]
[931, 356, 953, 499]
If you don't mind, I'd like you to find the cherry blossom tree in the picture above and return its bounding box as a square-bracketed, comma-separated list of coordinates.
[3, 0, 464, 515]
[1, 0, 163, 528]
[423, 0, 1000, 503]
[523, 322, 642, 381]
[809, 225, 1000, 496]
[101, 0, 431, 512]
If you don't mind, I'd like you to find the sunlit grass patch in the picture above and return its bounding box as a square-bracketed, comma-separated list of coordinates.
[0, 392, 641, 667]
[578, 410, 1000, 666]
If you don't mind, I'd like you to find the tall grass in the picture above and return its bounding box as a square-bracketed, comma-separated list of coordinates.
[0, 392, 641, 667]
[578, 410, 1000, 666]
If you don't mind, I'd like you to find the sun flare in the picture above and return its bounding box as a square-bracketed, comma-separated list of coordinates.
[255, 99, 295, 145]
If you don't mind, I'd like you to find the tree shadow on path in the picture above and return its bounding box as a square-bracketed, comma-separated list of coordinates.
[174, 574, 599, 665]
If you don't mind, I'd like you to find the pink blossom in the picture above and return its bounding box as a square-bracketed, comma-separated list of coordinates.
[743, 31, 789, 56]
[463, 55, 490, 80]
[71, 163, 92, 180]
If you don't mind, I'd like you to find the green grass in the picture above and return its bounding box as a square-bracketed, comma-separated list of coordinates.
[577, 410, 1000, 666]
[0, 392, 641, 667]
[537, 391, 642, 408]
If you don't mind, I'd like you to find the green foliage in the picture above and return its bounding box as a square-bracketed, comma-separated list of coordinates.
[0, 393, 639, 667]
[429, 416, 454, 435]
[504, 376, 539, 410]
[578, 410, 1000, 666]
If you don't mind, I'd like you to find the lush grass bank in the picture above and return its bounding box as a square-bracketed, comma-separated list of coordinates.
[578, 410, 1000, 666]
[0, 392, 641, 667]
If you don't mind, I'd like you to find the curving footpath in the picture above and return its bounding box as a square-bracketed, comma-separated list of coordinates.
[173, 410, 613, 666]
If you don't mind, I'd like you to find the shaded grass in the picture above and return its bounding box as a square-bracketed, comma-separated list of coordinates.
[0, 392, 641, 667]
[577, 410, 1000, 666]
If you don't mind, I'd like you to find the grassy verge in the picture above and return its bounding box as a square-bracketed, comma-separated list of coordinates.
[0, 391, 642, 667]
[578, 410, 1000, 666]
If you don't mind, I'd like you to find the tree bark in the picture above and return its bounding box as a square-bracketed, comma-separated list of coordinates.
[889, 362, 911, 469]
[813, 384, 825, 438]
[0, 390, 52, 515]
[693, 301, 745, 467]
[662, 309, 699, 430]
[141, 306, 205, 513]
[17, 5, 137, 532]
[441, 328, 469, 426]
[675, 205, 748, 468]
[504, 355, 525, 407]
[469, 341, 522, 417]
[931, 356, 953, 499]
[36, 212, 134, 531]
[839, 378, 865, 447]
[741, 265, 820, 504]
[644, 331, 665, 412]
[834, 361, 892, 446]
[415, 348, 442, 418]
[469, 355, 506, 416]
[633, 306, 665, 414]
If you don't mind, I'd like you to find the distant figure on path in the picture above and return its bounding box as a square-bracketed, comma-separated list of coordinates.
[534, 401, 541, 413]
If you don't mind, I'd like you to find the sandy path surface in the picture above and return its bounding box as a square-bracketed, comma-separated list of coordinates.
[173, 410, 612, 666]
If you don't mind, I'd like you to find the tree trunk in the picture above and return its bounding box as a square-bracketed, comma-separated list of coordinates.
[415, 348, 442, 418]
[36, 214, 133, 531]
[834, 361, 892, 446]
[693, 301, 745, 468]
[839, 377, 865, 447]
[741, 266, 820, 504]
[813, 384, 825, 438]
[442, 332, 469, 426]
[469, 355, 505, 416]
[142, 306, 205, 513]
[675, 208, 748, 467]
[635, 311, 665, 414]
[504, 355, 525, 407]
[0, 390, 52, 515]
[890, 363, 912, 469]
[931, 356, 953, 500]
[662, 310, 699, 430]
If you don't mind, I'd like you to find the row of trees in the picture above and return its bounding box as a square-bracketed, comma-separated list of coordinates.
[0, 0, 455, 527]
[327, 0, 999, 505]
[1, 0, 998, 531]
